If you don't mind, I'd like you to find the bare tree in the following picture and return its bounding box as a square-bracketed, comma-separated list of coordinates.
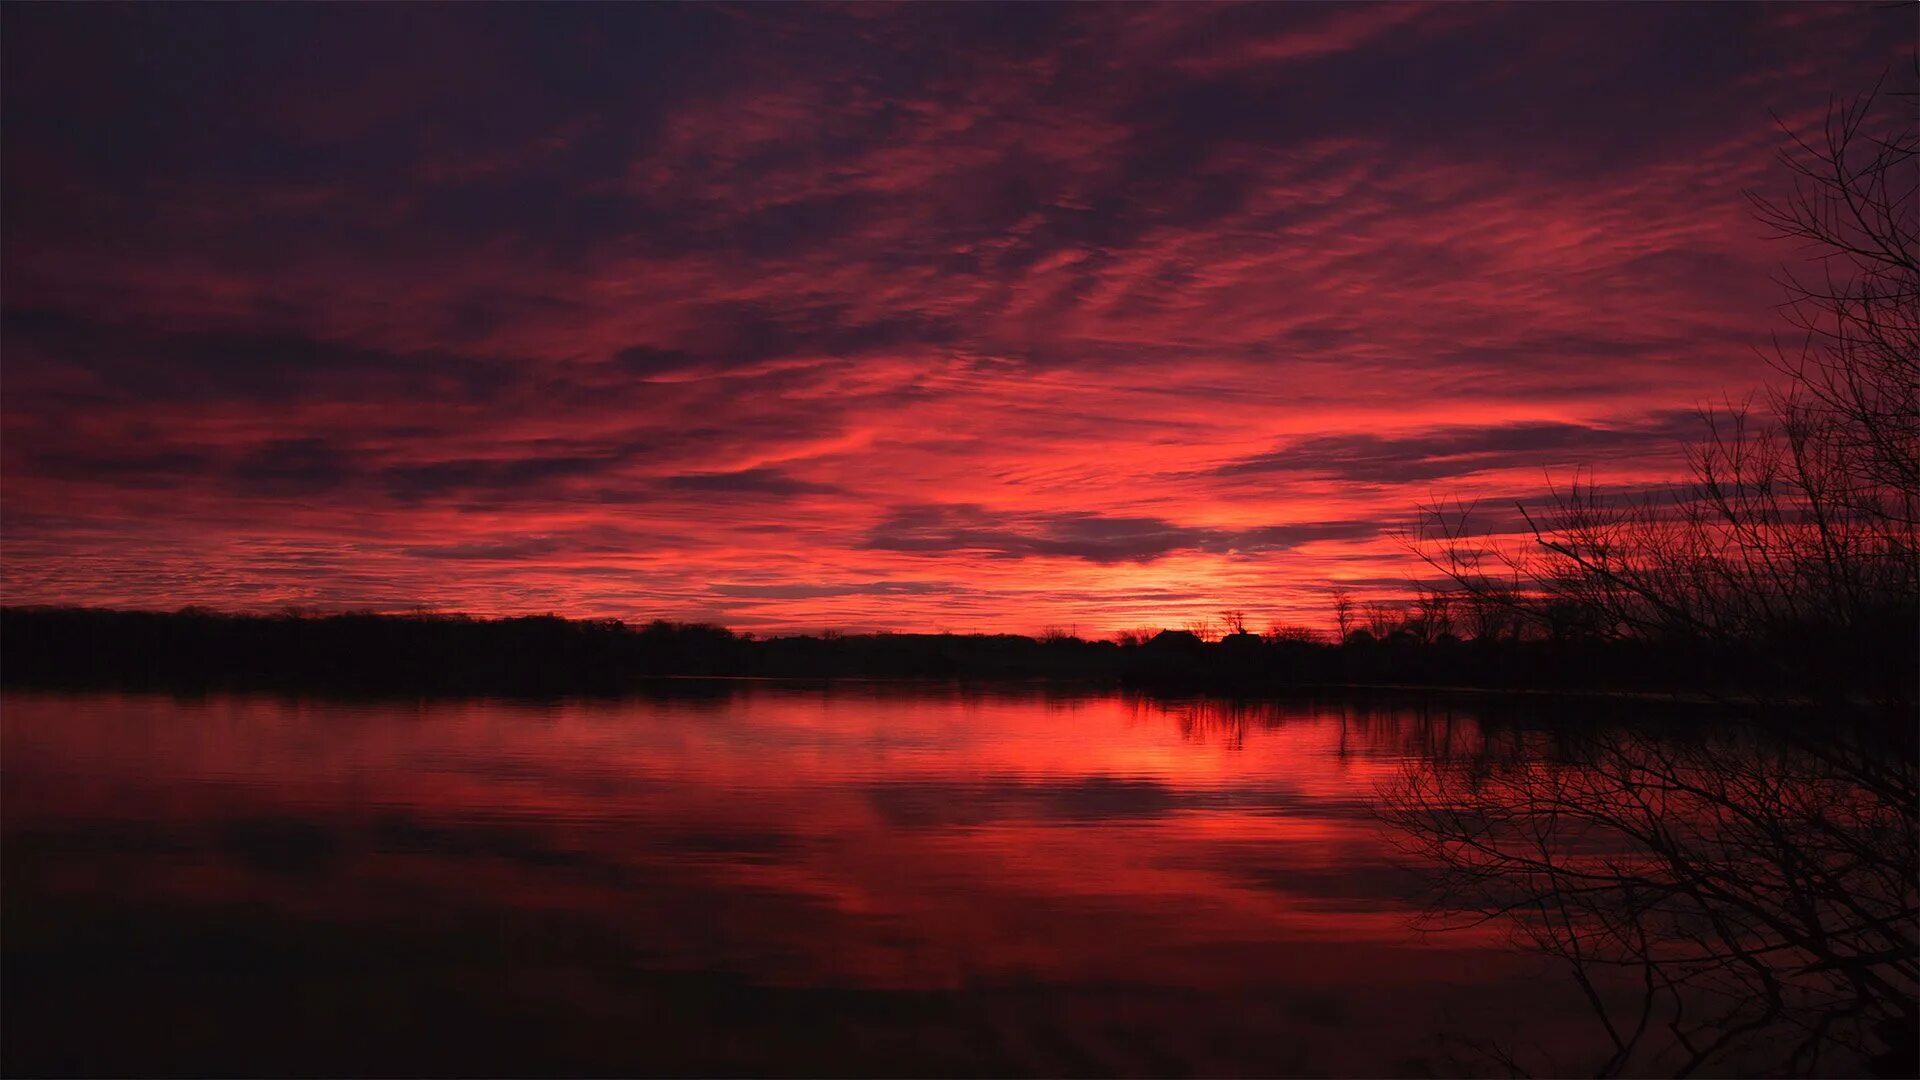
[1415, 85, 1917, 710]
[1364, 600, 1398, 640]
[1332, 587, 1356, 642]
[1391, 86, 1920, 1077]
[1462, 580, 1521, 642]
[1410, 586, 1456, 644]
[1381, 721, 1918, 1077]
[1750, 83, 1918, 530]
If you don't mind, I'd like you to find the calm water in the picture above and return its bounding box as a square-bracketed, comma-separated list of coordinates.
[3, 686, 1613, 1076]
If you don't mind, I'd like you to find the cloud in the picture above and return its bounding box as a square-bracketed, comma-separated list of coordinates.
[662, 467, 843, 496]
[2, 307, 517, 407]
[1, 3, 1905, 631]
[614, 304, 961, 380]
[709, 580, 953, 600]
[381, 455, 621, 502]
[864, 504, 1381, 564]
[232, 438, 361, 496]
[1215, 412, 1702, 483]
[395, 539, 571, 562]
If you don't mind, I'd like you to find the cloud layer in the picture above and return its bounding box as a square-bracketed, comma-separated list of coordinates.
[2, 3, 1907, 632]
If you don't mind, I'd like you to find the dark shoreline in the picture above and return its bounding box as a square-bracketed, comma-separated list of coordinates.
[5, 605, 1892, 712]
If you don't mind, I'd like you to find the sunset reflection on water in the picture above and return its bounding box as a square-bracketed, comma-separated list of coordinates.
[4, 686, 1602, 1076]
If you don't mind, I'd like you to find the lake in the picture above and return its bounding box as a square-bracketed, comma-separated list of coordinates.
[4, 685, 1624, 1076]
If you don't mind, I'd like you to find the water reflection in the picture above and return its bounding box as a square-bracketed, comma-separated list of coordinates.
[7, 687, 1602, 1076]
[1378, 716, 1919, 1078]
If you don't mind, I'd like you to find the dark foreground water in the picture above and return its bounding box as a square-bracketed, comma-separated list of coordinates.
[5, 686, 1618, 1076]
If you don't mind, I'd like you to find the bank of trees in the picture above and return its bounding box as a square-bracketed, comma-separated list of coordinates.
[1414, 85, 1915, 717]
[1382, 86, 1918, 1077]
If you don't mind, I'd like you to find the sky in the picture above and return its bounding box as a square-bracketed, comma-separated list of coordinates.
[2, 3, 1910, 635]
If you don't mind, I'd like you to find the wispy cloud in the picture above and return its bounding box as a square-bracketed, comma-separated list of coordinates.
[2, 3, 1906, 631]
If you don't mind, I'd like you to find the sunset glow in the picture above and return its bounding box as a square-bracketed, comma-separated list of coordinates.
[1, 3, 1905, 632]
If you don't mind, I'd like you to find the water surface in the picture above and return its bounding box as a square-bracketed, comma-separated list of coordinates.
[4, 686, 1608, 1076]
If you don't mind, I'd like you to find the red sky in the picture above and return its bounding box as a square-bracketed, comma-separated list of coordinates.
[1, 3, 1910, 634]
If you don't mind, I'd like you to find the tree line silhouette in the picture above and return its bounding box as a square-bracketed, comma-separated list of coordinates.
[4, 601, 1887, 700]
[1378, 83, 1917, 1077]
